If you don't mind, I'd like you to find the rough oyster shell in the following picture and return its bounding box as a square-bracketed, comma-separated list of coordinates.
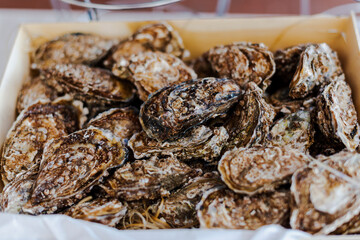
[289, 43, 343, 99]
[128, 125, 229, 162]
[1, 100, 81, 185]
[16, 76, 58, 114]
[87, 107, 141, 143]
[105, 22, 186, 68]
[41, 63, 135, 105]
[98, 156, 195, 201]
[63, 197, 127, 227]
[112, 51, 197, 101]
[267, 110, 314, 152]
[290, 151, 360, 234]
[316, 75, 360, 151]
[197, 187, 290, 229]
[206, 42, 275, 90]
[187, 53, 216, 78]
[224, 82, 275, 150]
[140, 77, 241, 141]
[22, 127, 127, 215]
[218, 146, 310, 195]
[33, 32, 117, 66]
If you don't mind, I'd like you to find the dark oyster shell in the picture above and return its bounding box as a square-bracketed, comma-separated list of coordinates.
[112, 51, 197, 101]
[63, 197, 127, 227]
[140, 77, 241, 141]
[187, 53, 216, 78]
[87, 107, 141, 143]
[41, 63, 135, 105]
[316, 75, 360, 151]
[206, 42, 275, 90]
[267, 110, 314, 152]
[197, 187, 290, 229]
[22, 127, 127, 215]
[224, 82, 275, 150]
[105, 22, 186, 68]
[289, 43, 342, 99]
[1, 100, 81, 185]
[128, 125, 228, 162]
[33, 33, 117, 66]
[98, 156, 195, 201]
[218, 146, 310, 195]
[290, 151, 360, 234]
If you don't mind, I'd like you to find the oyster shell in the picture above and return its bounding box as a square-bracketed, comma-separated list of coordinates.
[290, 151, 360, 234]
[187, 53, 216, 78]
[218, 146, 310, 195]
[154, 172, 223, 228]
[41, 63, 135, 105]
[140, 77, 241, 141]
[316, 75, 360, 151]
[99, 156, 195, 201]
[112, 51, 197, 101]
[1, 100, 81, 185]
[289, 43, 343, 99]
[105, 22, 186, 68]
[87, 107, 141, 143]
[63, 197, 127, 227]
[22, 127, 127, 215]
[16, 76, 58, 114]
[128, 125, 229, 162]
[224, 82, 275, 150]
[33, 32, 117, 66]
[206, 42, 275, 90]
[267, 110, 314, 152]
[197, 187, 290, 229]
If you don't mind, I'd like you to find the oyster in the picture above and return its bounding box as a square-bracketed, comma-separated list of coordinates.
[112, 51, 197, 101]
[16, 76, 58, 114]
[289, 43, 342, 99]
[154, 172, 223, 228]
[218, 146, 310, 195]
[1, 100, 81, 185]
[129, 125, 228, 162]
[87, 107, 141, 143]
[290, 151, 360, 234]
[41, 63, 135, 105]
[316, 75, 360, 151]
[206, 42, 275, 90]
[197, 187, 290, 229]
[224, 82, 275, 150]
[33, 32, 117, 66]
[188, 53, 216, 78]
[105, 22, 186, 68]
[140, 77, 241, 141]
[267, 110, 314, 152]
[99, 156, 195, 201]
[22, 127, 127, 215]
[63, 197, 127, 227]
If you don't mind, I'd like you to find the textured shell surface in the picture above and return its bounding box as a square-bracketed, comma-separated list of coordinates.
[41, 63, 135, 105]
[188, 53, 216, 78]
[87, 107, 141, 142]
[33, 33, 117, 66]
[291, 151, 360, 234]
[267, 110, 314, 152]
[140, 77, 241, 141]
[1, 100, 81, 185]
[316, 74, 360, 151]
[289, 43, 343, 99]
[98, 156, 195, 201]
[197, 187, 290, 229]
[63, 197, 127, 227]
[113, 51, 197, 101]
[224, 82, 275, 150]
[129, 125, 229, 162]
[206, 42, 275, 90]
[218, 146, 310, 195]
[22, 127, 127, 215]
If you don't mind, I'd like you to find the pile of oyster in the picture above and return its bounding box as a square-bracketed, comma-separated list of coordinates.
[1, 22, 360, 234]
